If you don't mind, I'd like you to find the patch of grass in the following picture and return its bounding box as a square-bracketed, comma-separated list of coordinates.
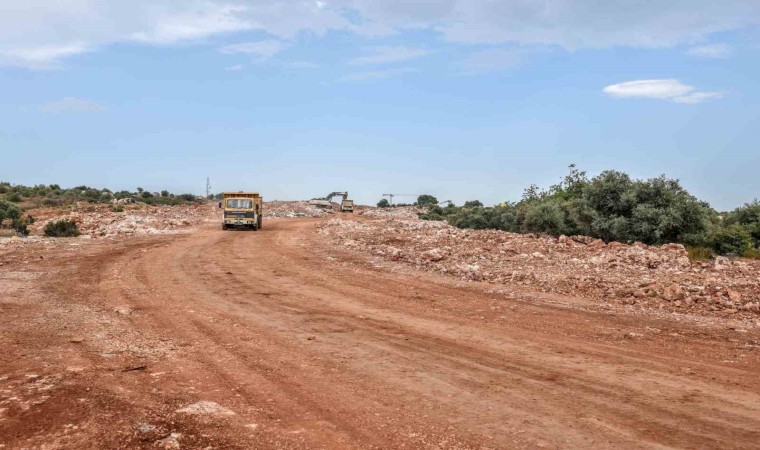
[111, 204, 124, 212]
[686, 246, 712, 261]
[742, 248, 760, 260]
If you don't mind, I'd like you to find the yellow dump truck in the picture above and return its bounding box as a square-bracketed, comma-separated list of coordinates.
[219, 192, 263, 230]
[340, 199, 355, 213]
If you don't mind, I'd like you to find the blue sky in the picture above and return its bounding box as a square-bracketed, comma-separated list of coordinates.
[1, 1, 758, 210]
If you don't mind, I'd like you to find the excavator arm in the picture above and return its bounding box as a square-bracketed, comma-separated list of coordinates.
[324, 192, 348, 202]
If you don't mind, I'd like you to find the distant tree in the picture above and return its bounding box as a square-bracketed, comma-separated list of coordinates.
[725, 200, 760, 247]
[377, 199, 390, 208]
[416, 194, 438, 207]
[464, 200, 483, 208]
[161, 190, 170, 197]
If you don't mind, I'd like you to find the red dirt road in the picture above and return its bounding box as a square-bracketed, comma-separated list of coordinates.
[2, 218, 760, 449]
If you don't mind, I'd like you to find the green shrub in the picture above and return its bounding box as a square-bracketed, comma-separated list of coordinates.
[7, 193, 22, 202]
[447, 166, 711, 247]
[725, 200, 760, 247]
[177, 193, 197, 202]
[464, 200, 483, 208]
[707, 224, 753, 256]
[0, 200, 22, 223]
[111, 205, 124, 212]
[44, 219, 81, 237]
[416, 194, 438, 207]
[377, 199, 390, 208]
[522, 201, 569, 236]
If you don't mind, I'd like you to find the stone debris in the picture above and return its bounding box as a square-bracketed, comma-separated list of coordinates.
[319, 215, 760, 318]
[359, 206, 423, 219]
[176, 401, 235, 417]
[30, 202, 208, 238]
[264, 201, 334, 218]
[156, 432, 182, 449]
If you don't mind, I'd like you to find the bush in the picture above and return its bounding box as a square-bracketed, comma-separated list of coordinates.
[725, 200, 760, 247]
[464, 200, 483, 208]
[0, 200, 22, 223]
[377, 199, 390, 208]
[7, 193, 22, 202]
[111, 205, 124, 212]
[707, 224, 753, 256]
[44, 219, 81, 237]
[416, 194, 438, 207]
[522, 201, 569, 235]
[177, 193, 197, 202]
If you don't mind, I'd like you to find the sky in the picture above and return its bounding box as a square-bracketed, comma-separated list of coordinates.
[0, 1, 759, 210]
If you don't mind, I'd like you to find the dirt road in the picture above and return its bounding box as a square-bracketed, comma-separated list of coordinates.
[2, 218, 760, 449]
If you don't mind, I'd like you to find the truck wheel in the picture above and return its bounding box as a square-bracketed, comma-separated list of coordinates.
[258, 217, 263, 230]
[222, 224, 228, 230]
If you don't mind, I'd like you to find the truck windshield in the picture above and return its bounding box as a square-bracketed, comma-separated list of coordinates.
[227, 199, 253, 209]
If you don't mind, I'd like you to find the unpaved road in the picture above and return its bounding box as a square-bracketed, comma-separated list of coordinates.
[2, 218, 760, 449]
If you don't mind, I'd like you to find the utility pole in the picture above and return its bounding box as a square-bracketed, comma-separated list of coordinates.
[206, 177, 212, 199]
[382, 194, 394, 206]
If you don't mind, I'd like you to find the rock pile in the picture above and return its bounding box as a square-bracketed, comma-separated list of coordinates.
[319, 217, 760, 318]
[31, 202, 209, 238]
[264, 201, 334, 218]
[359, 206, 423, 219]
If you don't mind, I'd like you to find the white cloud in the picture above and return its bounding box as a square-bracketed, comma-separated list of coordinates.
[41, 97, 106, 113]
[603, 79, 722, 104]
[686, 43, 731, 58]
[0, 1, 759, 69]
[224, 64, 244, 71]
[348, 46, 430, 65]
[129, 5, 251, 44]
[0, 43, 91, 70]
[219, 40, 289, 60]
[340, 67, 416, 82]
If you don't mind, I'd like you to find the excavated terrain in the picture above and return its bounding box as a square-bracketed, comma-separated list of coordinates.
[319, 207, 760, 322]
[1, 204, 759, 449]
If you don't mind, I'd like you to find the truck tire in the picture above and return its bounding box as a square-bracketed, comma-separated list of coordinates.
[257, 216, 263, 230]
[222, 224, 228, 230]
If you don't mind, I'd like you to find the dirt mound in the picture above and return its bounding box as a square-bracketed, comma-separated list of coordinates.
[264, 201, 334, 218]
[319, 217, 760, 318]
[30, 202, 210, 238]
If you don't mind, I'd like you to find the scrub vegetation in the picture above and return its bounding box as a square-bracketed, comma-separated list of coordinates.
[416, 165, 760, 259]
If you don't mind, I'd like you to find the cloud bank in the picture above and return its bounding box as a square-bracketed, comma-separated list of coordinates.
[0, 0, 758, 69]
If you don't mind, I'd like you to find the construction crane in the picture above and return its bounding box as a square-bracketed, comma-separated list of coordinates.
[382, 194, 417, 206]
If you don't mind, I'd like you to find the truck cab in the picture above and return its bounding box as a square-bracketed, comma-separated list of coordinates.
[220, 192, 263, 230]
